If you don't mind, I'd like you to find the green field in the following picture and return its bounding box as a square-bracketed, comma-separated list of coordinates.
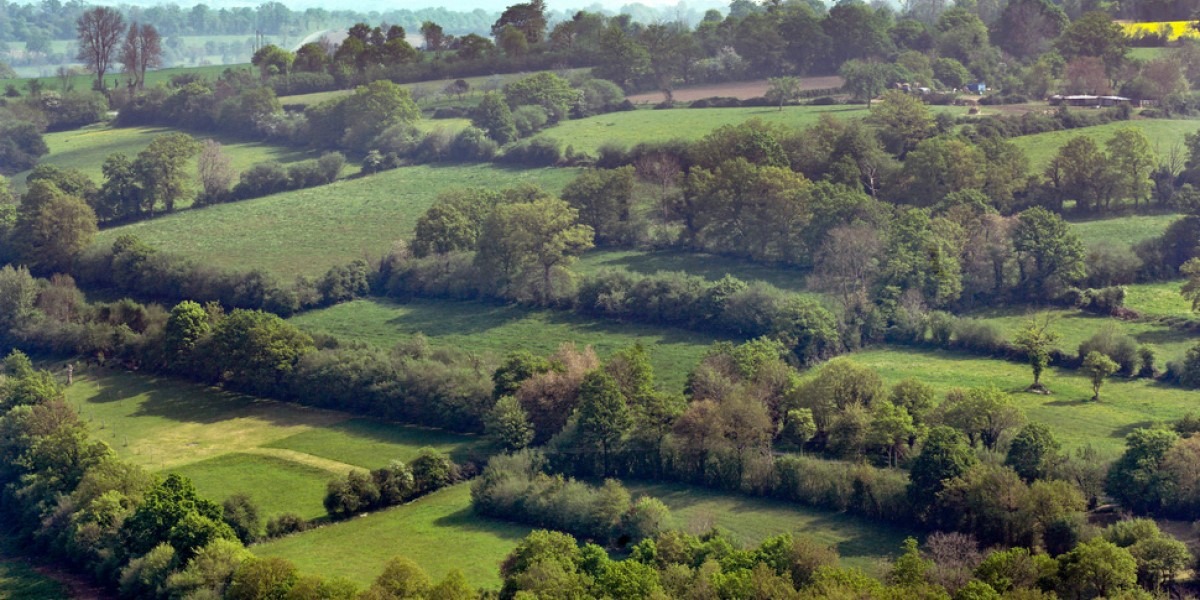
[170, 453, 334, 520]
[532, 104, 969, 156]
[0, 64, 251, 95]
[254, 483, 533, 589]
[1011, 119, 1200, 171]
[841, 345, 1200, 454]
[289, 297, 720, 391]
[264, 419, 489, 469]
[624, 481, 909, 575]
[13, 123, 347, 190]
[1125, 280, 1196, 317]
[94, 163, 578, 278]
[1070, 213, 1182, 248]
[576, 249, 816, 296]
[256, 478, 912, 589]
[63, 368, 488, 520]
[0, 561, 66, 600]
[1129, 47, 1171, 61]
[964, 306, 1198, 366]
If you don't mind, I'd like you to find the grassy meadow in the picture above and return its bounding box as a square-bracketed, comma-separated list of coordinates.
[93, 163, 578, 278]
[1125, 280, 1196, 317]
[625, 481, 908, 574]
[63, 368, 489, 519]
[840, 345, 1200, 455]
[964, 306, 1197, 366]
[0, 562, 67, 600]
[12, 123, 347, 190]
[532, 104, 969, 156]
[288, 297, 720, 391]
[0, 64, 250, 94]
[1070, 213, 1182, 248]
[1010, 119, 1200, 171]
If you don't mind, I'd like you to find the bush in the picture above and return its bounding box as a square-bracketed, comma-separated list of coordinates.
[264, 513, 309, 538]
[512, 105, 549, 137]
[1179, 344, 1200, 388]
[499, 137, 563, 166]
[1078, 329, 1139, 376]
[574, 78, 625, 118]
[233, 162, 289, 199]
[449, 127, 499, 162]
[690, 97, 741, 108]
[952, 319, 1007, 355]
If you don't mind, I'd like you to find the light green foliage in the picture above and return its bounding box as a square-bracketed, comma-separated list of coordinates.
[369, 556, 432, 599]
[1082, 351, 1118, 401]
[1181, 258, 1200, 312]
[503, 72, 580, 123]
[1013, 207, 1086, 297]
[868, 90, 934, 156]
[341, 80, 421, 151]
[411, 187, 499, 257]
[1056, 538, 1137, 599]
[766, 76, 803, 110]
[475, 193, 594, 303]
[576, 370, 631, 474]
[13, 180, 97, 272]
[0, 265, 38, 333]
[938, 386, 1025, 451]
[486, 396, 535, 451]
[135, 132, 202, 213]
[472, 92, 518, 144]
[840, 59, 891, 106]
[1105, 128, 1156, 207]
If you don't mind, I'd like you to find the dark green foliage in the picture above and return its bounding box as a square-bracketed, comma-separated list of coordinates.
[121, 473, 234, 559]
[1005, 423, 1061, 482]
[1106, 428, 1180, 514]
[0, 121, 48, 175]
[222, 493, 262, 544]
[908, 426, 976, 518]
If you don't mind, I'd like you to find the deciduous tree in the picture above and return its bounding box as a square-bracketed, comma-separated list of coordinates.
[119, 22, 162, 90]
[76, 7, 125, 91]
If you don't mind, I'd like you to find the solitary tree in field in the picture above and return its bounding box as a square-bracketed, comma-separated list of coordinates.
[766, 76, 803, 111]
[76, 7, 125, 92]
[1014, 315, 1060, 391]
[1182, 258, 1200, 313]
[119, 22, 162, 91]
[1083, 351, 1118, 402]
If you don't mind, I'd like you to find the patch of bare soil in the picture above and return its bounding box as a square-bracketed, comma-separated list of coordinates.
[628, 76, 845, 104]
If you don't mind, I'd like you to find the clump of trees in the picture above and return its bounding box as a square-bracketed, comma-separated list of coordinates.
[324, 449, 458, 519]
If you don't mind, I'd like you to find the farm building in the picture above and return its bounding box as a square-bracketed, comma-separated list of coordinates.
[1048, 95, 1131, 107]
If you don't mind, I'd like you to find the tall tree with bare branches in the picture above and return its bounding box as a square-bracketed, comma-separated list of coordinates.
[76, 7, 125, 92]
[120, 22, 163, 91]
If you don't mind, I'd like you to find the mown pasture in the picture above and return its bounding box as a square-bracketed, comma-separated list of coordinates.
[963, 306, 1197, 366]
[1010, 119, 1200, 171]
[63, 368, 489, 519]
[1124, 280, 1196, 317]
[624, 481, 909, 574]
[530, 104, 970, 156]
[1070, 213, 1182, 249]
[12, 123, 345, 190]
[93, 163, 578, 278]
[840, 345, 1200, 455]
[288, 297, 720, 391]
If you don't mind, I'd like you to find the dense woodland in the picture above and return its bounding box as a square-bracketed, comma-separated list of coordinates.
[6, 0, 1200, 599]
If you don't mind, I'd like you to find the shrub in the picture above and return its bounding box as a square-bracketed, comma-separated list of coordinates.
[499, 137, 563, 166]
[952, 319, 1007, 355]
[264, 513, 308, 538]
[512, 105, 550, 137]
[233, 162, 289, 199]
[1078, 329, 1139, 376]
[449, 127, 499, 162]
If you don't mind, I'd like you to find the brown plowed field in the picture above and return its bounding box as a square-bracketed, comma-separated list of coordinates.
[628, 76, 844, 103]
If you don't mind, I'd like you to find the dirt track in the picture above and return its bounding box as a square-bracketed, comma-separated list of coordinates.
[628, 76, 845, 104]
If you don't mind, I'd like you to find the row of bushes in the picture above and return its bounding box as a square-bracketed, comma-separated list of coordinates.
[73, 237, 371, 316]
[686, 87, 842, 109]
[380, 253, 841, 366]
[963, 105, 1129, 140]
[471, 451, 671, 547]
[224, 152, 346, 202]
[324, 449, 460, 519]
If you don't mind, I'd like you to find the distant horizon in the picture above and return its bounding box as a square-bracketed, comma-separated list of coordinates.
[107, 0, 732, 12]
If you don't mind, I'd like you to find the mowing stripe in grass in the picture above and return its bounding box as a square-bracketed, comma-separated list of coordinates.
[169, 452, 340, 521]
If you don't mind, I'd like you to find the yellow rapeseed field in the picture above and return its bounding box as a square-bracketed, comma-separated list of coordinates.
[1120, 20, 1200, 41]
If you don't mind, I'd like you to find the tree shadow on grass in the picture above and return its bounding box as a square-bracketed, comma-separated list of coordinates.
[582, 250, 811, 293]
[77, 366, 325, 429]
[380, 298, 531, 338]
[1110, 420, 1159, 439]
[431, 506, 533, 541]
[270, 418, 488, 465]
